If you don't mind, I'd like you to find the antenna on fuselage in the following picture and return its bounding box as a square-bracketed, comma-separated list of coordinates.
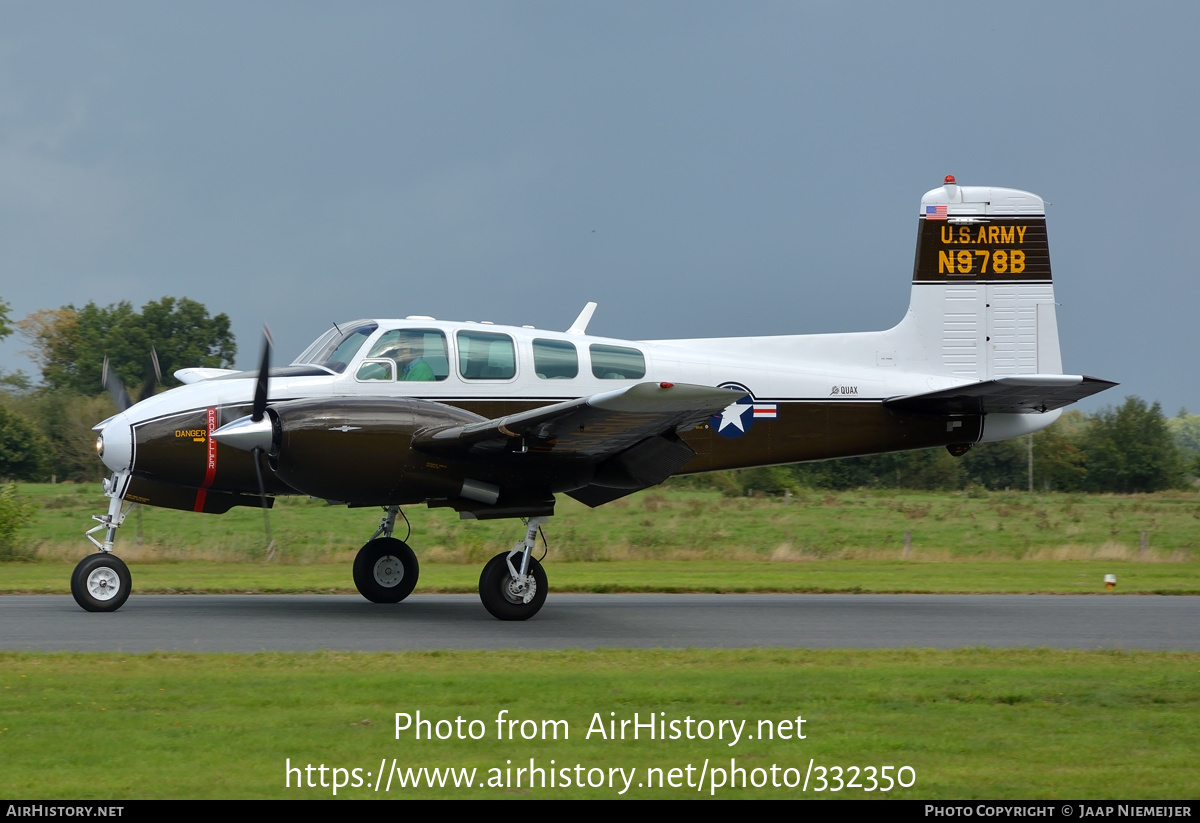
[566, 302, 598, 335]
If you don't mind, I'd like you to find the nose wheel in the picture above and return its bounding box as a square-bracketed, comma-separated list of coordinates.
[71, 553, 132, 612]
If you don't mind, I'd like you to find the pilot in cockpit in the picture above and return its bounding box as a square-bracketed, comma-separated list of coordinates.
[391, 336, 435, 381]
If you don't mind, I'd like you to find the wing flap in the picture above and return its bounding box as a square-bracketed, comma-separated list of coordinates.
[413, 382, 740, 459]
[566, 431, 697, 508]
[884, 374, 1118, 415]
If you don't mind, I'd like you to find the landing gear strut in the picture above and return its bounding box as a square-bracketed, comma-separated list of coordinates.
[478, 516, 548, 620]
[74, 472, 133, 612]
[352, 506, 420, 603]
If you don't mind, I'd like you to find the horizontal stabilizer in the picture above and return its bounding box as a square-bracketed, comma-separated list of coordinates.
[884, 375, 1118, 415]
[413, 382, 740, 459]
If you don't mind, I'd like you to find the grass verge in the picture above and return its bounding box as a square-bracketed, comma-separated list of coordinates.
[1, 648, 1196, 799]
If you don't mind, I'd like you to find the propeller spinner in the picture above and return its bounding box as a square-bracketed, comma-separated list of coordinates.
[210, 329, 276, 452]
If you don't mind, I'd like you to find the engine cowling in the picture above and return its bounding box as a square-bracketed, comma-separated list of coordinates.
[213, 396, 593, 511]
[259, 397, 484, 503]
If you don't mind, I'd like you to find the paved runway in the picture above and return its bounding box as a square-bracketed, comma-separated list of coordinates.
[2, 593, 1197, 651]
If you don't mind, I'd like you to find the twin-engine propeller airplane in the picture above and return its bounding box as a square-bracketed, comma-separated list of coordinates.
[80, 177, 1115, 619]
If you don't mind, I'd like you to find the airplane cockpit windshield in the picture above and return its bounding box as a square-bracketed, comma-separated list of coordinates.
[291, 321, 380, 374]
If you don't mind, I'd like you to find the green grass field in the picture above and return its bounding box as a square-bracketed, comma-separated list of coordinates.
[4, 484, 1198, 594]
[13, 482, 1200, 561]
[2, 649, 1196, 799]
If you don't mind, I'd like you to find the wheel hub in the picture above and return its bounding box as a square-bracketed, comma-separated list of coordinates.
[86, 568, 122, 601]
[502, 575, 537, 605]
[372, 555, 405, 588]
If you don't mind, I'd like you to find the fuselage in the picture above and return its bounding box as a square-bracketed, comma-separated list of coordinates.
[93, 315, 1057, 515]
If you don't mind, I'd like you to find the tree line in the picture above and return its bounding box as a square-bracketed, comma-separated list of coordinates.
[0, 295, 1197, 493]
[0, 296, 235, 482]
[681, 399, 1200, 496]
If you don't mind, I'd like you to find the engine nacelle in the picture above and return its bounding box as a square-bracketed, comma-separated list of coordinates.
[213, 396, 595, 509]
[264, 397, 484, 504]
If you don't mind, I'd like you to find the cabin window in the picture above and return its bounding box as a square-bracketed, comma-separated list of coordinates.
[457, 331, 516, 380]
[590, 344, 645, 379]
[532, 339, 578, 379]
[364, 330, 449, 381]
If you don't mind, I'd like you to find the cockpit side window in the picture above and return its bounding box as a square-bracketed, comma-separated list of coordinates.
[293, 322, 379, 374]
[364, 329, 449, 381]
[457, 331, 516, 380]
[355, 360, 396, 381]
[590, 344, 646, 379]
[532, 339, 578, 379]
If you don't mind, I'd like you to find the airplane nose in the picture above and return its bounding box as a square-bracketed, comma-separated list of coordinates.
[95, 414, 134, 473]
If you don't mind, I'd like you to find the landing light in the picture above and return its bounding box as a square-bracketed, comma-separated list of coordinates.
[95, 435, 104, 458]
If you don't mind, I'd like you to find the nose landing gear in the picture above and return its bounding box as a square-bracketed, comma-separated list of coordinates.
[74, 472, 134, 613]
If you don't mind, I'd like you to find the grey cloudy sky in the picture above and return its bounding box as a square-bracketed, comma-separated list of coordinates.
[1, 2, 1196, 413]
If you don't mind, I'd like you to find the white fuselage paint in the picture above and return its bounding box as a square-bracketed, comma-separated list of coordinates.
[98, 313, 1058, 477]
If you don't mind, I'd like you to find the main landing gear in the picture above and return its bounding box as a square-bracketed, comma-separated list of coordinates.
[353, 506, 420, 603]
[478, 516, 548, 621]
[350, 509, 550, 620]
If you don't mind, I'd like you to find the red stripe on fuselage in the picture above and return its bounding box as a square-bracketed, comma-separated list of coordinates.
[193, 407, 218, 512]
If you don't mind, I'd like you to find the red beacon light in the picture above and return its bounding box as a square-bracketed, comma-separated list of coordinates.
[944, 174, 956, 184]
[659, 382, 674, 389]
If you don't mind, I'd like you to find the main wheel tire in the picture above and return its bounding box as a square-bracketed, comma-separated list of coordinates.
[352, 537, 419, 603]
[478, 551, 547, 621]
[70, 553, 132, 613]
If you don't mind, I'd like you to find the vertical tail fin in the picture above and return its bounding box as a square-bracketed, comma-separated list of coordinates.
[903, 176, 1062, 379]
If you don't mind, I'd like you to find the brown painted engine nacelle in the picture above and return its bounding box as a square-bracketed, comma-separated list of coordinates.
[266, 397, 486, 504]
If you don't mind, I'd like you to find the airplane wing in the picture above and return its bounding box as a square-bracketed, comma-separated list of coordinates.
[414, 382, 739, 458]
[884, 374, 1118, 415]
[414, 382, 742, 507]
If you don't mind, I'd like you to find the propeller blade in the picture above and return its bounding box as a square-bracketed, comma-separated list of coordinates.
[252, 326, 273, 422]
[252, 445, 276, 562]
[250, 326, 276, 558]
[101, 355, 132, 412]
[136, 346, 163, 404]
